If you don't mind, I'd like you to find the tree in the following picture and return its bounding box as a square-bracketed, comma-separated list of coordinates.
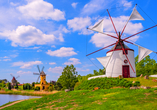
[135, 55, 156, 76]
[93, 68, 105, 75]
[7, 82, 11, 90]
[54, 82, 63, 90]
[57, 64, 78, 90]
[32, 82, 35, 87]
[14, 83, 18, 89]
[48, 84, 53, 91]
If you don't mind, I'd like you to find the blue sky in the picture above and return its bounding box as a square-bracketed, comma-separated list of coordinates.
[0, 0, 157, 83]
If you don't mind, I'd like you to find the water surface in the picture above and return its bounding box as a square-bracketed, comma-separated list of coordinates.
[0, 94, 41, 106]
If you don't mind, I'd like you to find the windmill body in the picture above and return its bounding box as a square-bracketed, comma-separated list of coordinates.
[105, 42, 136, 78]
[11, 77, 17, 88]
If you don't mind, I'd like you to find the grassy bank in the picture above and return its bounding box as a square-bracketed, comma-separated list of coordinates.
[1, 88, 157, 110]
[0, 90, 59, 96]
[126, 77, 157, 87]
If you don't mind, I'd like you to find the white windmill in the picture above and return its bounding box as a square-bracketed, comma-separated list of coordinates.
[87, 4, 157, 79]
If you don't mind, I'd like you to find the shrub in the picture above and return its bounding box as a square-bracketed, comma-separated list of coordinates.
[48, 85, 53, 91]
[133, 81, 141, 87]
[74, 82, 81, 90]
[7, 83, 11, 90]
[74, 77, 137, 90]
[54, 82, 63, 90]
[34, 86, 40, 91]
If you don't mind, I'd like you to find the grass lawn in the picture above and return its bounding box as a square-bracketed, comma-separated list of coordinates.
[126, 77, 157, 87]
[2, 88, 157, 110]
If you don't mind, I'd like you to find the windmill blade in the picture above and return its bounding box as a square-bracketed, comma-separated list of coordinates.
[86, 42, 116, 56]
[107, 9, 119, 37]
[124, 40, 157, 54]
[87, 27, 118, 40]
[37, 75, 40, 82]
[10, 74, 13, 77]
[33, 73, 40, 75]
[37, 65, 41, 73]
[42, 66, 44, 71]
[122, 24, 157, 41]
[16, 76, 20, 79]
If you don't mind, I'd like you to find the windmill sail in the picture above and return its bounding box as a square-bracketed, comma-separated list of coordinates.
[129, 6, 144, 20]
[91, 19, 104, 32]
[138, 46, 153, 62]
[97, 56, 110, 68]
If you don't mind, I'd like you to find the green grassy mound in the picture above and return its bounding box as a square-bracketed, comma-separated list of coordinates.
[2, 88, 157, 110]
[75, 77, 140, 90]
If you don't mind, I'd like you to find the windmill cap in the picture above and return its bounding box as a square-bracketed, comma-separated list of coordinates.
[40, 71, 46, 75]
[110, 43, 130, 50]
[12, 77, 16, 80]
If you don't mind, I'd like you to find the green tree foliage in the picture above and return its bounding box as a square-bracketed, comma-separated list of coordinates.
[14, 83, 18, 89]
[93, 68, 105, 75]
[34, 86, 40, 91]
[32, 82, 35, 87]
[23, 83, 31, 90]
[48, 84, 53, 91]
[57, 64, 78, 90]
[77, 68, 105, 83]
[7, 82, 11, 90]
[135, 55, 157, 76]
[0, 81, 6, 89]
[54, 82, 63, 90]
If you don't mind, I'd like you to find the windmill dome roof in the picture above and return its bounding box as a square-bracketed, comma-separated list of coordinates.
[110, 42, 130, 51]
[40, 71, 46, 75]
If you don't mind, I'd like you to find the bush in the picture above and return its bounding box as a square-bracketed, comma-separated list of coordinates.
[74, 82, 81, 90]
[48, 85, 53, 91]
[133, 81, 141, 87]
[74, 77, 137, 90]
[7, 83, 11, 90]
[34, 86, 40, 91]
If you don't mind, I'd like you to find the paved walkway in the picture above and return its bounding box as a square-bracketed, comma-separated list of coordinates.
[0, 99, 28, 110]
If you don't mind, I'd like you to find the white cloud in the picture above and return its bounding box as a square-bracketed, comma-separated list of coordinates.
[17, 70, 31, 74]
[76, 68, 90, 72]
[0, 25, 63, 47]
[10, 54, 18, 58]
[3, 56, 9, 58]
[25, 47, 40, 49]
[81, 0, 112, 15]
[120, 0, 132, 10]
[51, 45, 56, 48]
[17, 0, 65, 21]
[81, 0, 132, 15]
[48, 66, 63, 74]
[67, 17, 91, 34]
[3, 59, 11, 61]
[71, 2, 78, 8]
[46, 47, 77, 57]
[49, 62, 56, 65]
[12, 61, 42, 69]
[37, 49, 42, 52]
[64, 58, 81, 65]
[90, 16, 143, 47]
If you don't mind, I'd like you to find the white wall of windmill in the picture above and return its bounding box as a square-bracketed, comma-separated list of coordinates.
[106, 49, 136, 77]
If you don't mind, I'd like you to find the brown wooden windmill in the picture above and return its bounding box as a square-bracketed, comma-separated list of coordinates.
[10, 74, 19, 88]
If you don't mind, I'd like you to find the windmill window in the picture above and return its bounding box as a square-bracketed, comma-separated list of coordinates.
[123, 50, 128, 54]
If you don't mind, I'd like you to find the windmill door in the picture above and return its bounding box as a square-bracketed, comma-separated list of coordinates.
[122, 65, 130, 78]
